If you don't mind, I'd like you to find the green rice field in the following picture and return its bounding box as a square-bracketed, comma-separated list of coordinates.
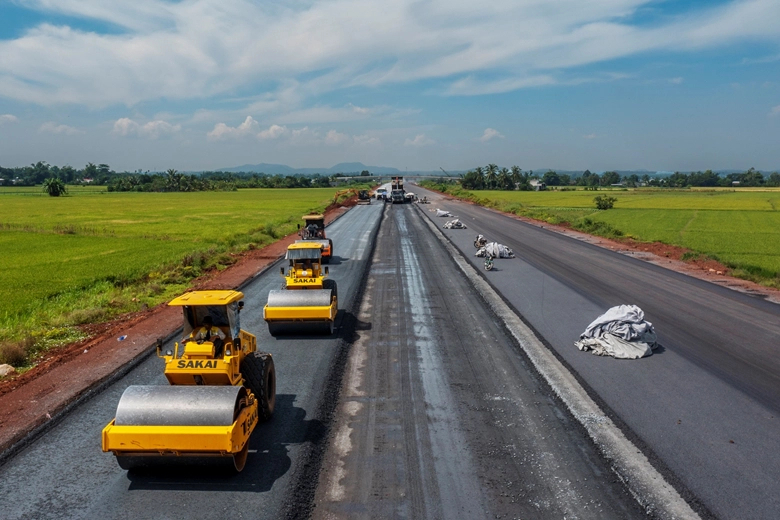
[0, 187, 339, 349]
[429, 185, 780, 283]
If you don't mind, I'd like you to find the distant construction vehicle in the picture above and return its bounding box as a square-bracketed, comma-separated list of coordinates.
[102, 290, 276, 472]
[263, 242, 338, 336]
[297, 214, 333, 263]
[357, 190, 371, 204]
[390, 176, 409, 204]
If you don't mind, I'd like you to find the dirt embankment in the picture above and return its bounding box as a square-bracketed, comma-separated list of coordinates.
[0, 202, 353, 456]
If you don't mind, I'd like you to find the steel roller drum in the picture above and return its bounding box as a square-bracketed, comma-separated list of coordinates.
[265, 289, 332, 308]
[114, 385, 244, 426]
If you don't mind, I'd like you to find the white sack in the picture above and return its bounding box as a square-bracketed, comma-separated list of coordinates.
[436, 209, 453, 217]
[443, 218, 467, 229]
[475, 242, 514, 258]
[575, 304, 658, 359]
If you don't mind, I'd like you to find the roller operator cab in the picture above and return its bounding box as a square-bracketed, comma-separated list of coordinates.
[297, 214, 333, 263]
[101, 290, 276, 473]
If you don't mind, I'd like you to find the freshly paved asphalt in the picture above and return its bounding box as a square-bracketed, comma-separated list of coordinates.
[413, 184, 780, 519]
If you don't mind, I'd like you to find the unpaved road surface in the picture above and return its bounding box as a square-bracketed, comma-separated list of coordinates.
[314, 204, 644, 519]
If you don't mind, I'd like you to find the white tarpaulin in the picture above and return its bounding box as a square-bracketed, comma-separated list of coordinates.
[443, 219, 467, 229]
[575, 304, 658, 359]
[475, 242, 515, 258]
[436, 209, 453, 217]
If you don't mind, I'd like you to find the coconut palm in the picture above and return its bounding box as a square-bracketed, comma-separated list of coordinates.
[485, 163, 498, 189]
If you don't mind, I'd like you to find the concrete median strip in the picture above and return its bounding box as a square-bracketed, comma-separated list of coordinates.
[418, 207, 700, 520]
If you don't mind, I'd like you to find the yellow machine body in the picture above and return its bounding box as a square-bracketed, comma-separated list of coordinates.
[263, 242, 338, 335]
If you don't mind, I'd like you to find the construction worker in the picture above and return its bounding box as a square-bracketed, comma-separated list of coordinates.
[184, 316, 226, 356]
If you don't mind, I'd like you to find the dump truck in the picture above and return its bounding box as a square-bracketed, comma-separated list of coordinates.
[297, 214, 333, 263]
[390, 176, 407, 204]
[102, 290, 275, 472]
[264, 242, 338, 336]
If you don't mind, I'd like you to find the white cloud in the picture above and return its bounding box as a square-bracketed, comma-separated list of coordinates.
[669, 77, 684, 84]
[324, 129, 350, 145]
[770, 105, 780, 117]
[405, 134, 435, 147]
[207, 116, 259, 140]
[258, 124, 289, 140]
[479, 128, 505, 142]
[0, 114, 19, 125]
[354, 134, 380, 145]
[583, 133, 597, 139]
[112, 117, 180, 138]
[39, 121, 82, 135]
[1, 1, 778, 107]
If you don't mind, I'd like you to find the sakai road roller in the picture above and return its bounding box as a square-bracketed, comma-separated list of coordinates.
[102, 290, 276, 472]
[297, 214, 333, 263]
[263, 242, 338, 336]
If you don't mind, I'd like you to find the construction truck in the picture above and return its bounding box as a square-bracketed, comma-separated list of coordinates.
[297, 214, 333, 263]
[357, 190, 371, 204]
[390, 176, 410, 204]
[375, 188, 387, 201]
[264, 242, 338, 336]
[102, 290, 275, 472]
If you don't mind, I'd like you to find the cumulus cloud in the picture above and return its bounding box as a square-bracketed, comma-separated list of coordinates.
[770, 105, 780, 117]
[39, 121, 82, 135]
[113, 117, 181, 138]
[479, 128, 505, 142]
[405, 134, 435, 147]
[324, 129, 350, 145]
[258, 124, 289, 140]
[1, 1, 778, 107]
[0, 114, 18, 125]
[207, 116, 259, 140]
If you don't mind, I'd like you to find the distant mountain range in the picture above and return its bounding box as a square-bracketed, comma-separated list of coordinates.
[218, 162, 402, 175]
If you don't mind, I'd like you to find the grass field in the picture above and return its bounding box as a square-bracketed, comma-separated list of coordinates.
[423, 183, 780, 284]
[0, 187, 340, 363]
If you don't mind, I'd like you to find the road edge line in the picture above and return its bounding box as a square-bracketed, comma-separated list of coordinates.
[418, 206, 700, 520]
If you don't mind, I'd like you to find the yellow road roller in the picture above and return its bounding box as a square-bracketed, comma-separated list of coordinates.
[263, 242, 338, 336]
[102, 290, 275, 472]
[297, 214, 333, 263]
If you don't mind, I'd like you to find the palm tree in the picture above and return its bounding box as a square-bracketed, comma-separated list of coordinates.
[485, 164, 498, 189]
[166, 169, 183, 191]
[42, 177, 67, 197]
[498, 167, 511, 190]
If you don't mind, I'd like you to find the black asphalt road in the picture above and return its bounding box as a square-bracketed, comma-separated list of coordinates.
[412, 185, 780, 519]
[313, 204, 645, 519]
[0, 203, 384, 520]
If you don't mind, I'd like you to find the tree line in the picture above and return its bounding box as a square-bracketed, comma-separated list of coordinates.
[458, 164, 780, 190]
[0, 161, 343, 192]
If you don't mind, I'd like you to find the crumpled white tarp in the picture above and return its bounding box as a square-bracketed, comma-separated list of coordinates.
[436, 209, 453, 217]
[475, 242, 515, 258]
[575, 304, 658, 359]
[443, 218, 467, 229]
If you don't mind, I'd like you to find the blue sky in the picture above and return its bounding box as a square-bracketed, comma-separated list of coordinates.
[0, 0, 779, 172]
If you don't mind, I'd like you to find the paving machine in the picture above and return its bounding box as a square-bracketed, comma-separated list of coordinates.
[264, 242, 338, 336]
[102, 290, 276, 472]
[297, 214, 333, 264]
[357, 190, 371, 204]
